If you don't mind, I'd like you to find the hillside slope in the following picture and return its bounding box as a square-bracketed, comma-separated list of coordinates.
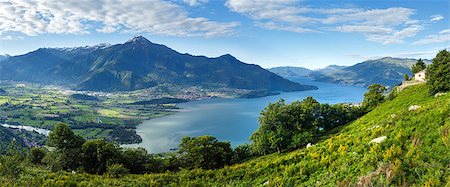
[19, 84, 450, 186]
[0, 126, 45, 153]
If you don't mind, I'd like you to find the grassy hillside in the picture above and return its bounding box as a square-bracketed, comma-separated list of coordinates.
[9, 84, 450, 186]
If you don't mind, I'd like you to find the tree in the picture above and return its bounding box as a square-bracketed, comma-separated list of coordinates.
[27, 147, 47, 165]
[232, 144, 253, 163]
[427, 50, 450, 95]
[404, 74, 409, 81]
[251, 97, 320, 155]
[0, 141, 24, 183]
[178, 136, 233, 170]
[81, 139, 120, 174]
[46, 123, 85, 171]
[250, 99, 291, 155]
[47, 123, 84, 150]
[412, 58, 427, 74]
[250, 96, 365, 155]
[121, 147, 151, 174]
[362, 84, 386, 111]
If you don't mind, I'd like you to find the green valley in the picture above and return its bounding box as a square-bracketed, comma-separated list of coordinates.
[0, 82, 251, 146]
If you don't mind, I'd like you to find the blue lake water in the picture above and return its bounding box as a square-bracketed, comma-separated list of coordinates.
[126, 77, 367, 153]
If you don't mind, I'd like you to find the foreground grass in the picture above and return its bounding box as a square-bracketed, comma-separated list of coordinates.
[10, 84, 450, 186]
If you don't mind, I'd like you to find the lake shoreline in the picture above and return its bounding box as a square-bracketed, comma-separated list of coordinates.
[124, 78, 367, 153]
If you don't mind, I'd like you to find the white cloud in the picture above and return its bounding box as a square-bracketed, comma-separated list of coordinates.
[430, 15, 444, 22]
[412, 29, 450, 45]
[366, 25, 423, 45]
[439, 29, 450, 34]
[256, 22, 317, 33]
[348, 50, 438, 60]
[226, 0, 315, 24]
[183, 0, 208, 6]
[1, 35, 13, 40]
[336, 25, 393, 34]
[226, 0, 422, 44]
[0, 0, 238, 37]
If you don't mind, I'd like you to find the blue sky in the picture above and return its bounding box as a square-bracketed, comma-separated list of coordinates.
[0, 0, 448, 69]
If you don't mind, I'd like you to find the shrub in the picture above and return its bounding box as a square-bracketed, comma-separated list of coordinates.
[362, 84, 386, 111]
[107, 164, 129, 178]
[232, 144, 253, 163]
[178, 136, 233, 170]
[27, 147, 47, 165]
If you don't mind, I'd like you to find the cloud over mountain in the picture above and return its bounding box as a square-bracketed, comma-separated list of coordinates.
[0, 0, 238, 37]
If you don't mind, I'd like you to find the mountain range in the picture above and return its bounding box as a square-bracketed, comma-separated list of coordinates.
[267, 66, 313, 77]
[269, 57, 431, 87]
[0, 55, 10, 62]
[0, 36, 316, 92]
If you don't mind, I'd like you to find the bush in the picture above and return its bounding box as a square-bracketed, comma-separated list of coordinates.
[232, 144, 253, 163]
[362, 84, 386, 111]
[178, 136, 233, 170]
[121, 147, 151, 174]
[81, 139, 121, 174]
[0, 155, 23, 182]
[41, 150, 63, 172]
[27, 147, 47, 165]
[387, 87, 398, 100]
[107, 164, 129, 178]
[0, 141, 24, 182]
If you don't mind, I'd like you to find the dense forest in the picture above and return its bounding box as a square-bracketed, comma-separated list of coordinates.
[0, 50, 449, 186]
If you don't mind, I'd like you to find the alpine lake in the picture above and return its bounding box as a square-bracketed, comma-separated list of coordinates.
[125, 77, 367, 153]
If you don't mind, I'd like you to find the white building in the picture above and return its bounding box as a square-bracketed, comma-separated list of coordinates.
[414, 69, 426, 82]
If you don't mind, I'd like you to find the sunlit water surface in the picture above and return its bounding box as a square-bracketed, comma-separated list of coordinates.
[124, 77, 367, 153]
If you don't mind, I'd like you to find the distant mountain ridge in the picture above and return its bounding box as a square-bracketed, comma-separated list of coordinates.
[0, 36, 317, 92]
[269, 57, 431, 87]
[0, 55, 10, 62]
[313, 57, 431, 87]
[267, 66, 313, 77]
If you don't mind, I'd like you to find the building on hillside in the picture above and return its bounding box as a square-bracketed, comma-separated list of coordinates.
[414, 69, 426, 82]
[397, 69, 427, 92]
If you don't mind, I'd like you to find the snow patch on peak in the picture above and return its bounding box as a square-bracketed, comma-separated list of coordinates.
[127, 35, 150, 43]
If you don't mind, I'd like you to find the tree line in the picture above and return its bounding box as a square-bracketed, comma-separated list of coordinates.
[17, 123, 251, 176]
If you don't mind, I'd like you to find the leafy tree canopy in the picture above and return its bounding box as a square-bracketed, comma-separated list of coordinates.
[251, 97, 363, 155]
[178, 136, 233, 170]
[362, 84, 386, 111]
[412, 58, 427, 74]
[427, 50, 450, 95]
[46, 123, 84, 150]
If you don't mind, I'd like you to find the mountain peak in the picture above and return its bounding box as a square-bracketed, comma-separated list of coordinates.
[126, 35, 151, 44]
[219, 54, 237, 60]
